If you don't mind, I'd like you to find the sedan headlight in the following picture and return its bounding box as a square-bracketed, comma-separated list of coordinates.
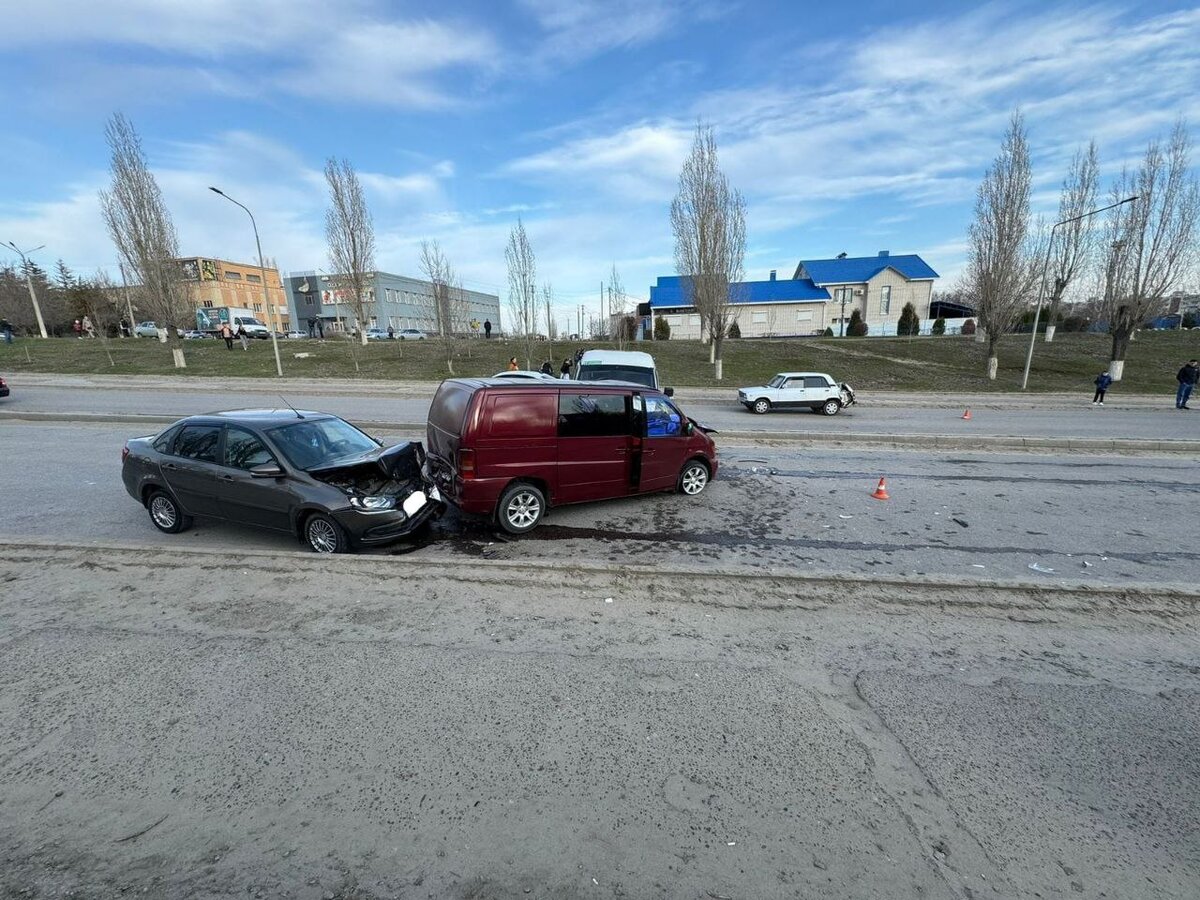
[349, 495, 397, 511]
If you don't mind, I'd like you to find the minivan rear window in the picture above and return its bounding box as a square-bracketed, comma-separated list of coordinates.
[575, 364, 656, 388]
[429, 382, 473, 436]
[485, 393, 557, 438]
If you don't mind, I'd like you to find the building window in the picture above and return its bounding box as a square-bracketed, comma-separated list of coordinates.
[225, 271, 242, 281]
[667, 316, 682, 327]
[304, 294, 314, 307]
[880, 285, 892, 315]
[751, 311, 767, 324]
[796, 310, 813, 322]
[689, 315, 701, 326]
[202, 300, 214, 308]
[246, 273, 262, 284]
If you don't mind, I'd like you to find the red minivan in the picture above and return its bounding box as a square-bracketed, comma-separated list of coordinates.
[426, 378, 718, 533]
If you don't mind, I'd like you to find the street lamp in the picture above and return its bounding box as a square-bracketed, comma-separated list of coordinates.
[4, 241, 49, 338]
[1021, 195, 1139, 390]
[208, 187, 283, 377]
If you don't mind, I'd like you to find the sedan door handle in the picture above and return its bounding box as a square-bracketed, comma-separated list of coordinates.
[219, 474, 235, 481]
[163, 463, 179, 470]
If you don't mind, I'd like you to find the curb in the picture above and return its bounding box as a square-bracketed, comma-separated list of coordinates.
[5, 538, 1198, 608]
[4, 409, 1200, 454]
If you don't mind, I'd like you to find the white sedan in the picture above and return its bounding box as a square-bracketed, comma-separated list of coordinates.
[737, 372, 856, 416]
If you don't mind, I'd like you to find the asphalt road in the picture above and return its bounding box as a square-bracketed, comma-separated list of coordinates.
[2, 421, 1197, 588]
[5, 383, 1200, 440]
[2, 546, 1198, 898]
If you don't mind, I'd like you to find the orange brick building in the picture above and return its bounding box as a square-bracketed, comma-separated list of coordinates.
[176, 257, 291, 331]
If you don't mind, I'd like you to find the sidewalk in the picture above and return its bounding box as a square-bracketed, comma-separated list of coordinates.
[6, 372, 1171, 409]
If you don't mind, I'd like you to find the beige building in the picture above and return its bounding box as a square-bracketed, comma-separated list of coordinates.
[648, 251, 938, 339]
[176, 257, 291, 331]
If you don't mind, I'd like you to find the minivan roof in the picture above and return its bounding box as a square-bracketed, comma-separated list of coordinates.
[443, 377, 664, 394]
[579, 349, 655, 367]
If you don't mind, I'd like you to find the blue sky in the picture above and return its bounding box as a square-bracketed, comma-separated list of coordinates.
[0, 0, 1197, 329]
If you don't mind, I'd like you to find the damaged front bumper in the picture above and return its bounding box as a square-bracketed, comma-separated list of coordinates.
[345, 486, 446, 545]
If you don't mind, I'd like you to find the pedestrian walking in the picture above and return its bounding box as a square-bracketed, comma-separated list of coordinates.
[119, 318, 131, 338]
[82, 315, 95, 338]
[307, 317, 316, 338]
[237, 324, 249, 350]
[484, 319, 492, 339]
[507, 356, 519, 371]
[1092, 371, 1113, 406]
[387, 325, 395, 340]
[539, 360, 553, 376]
[73, 319, 83, 339]
[0, 317, 12, 344]
[221, 322, 234, 350]
[560, 356, 572, 379]
[1177, 358, 1199, 410]
[574, 347, 584, 365]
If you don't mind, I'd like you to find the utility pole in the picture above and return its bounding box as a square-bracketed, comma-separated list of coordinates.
[209, 187, 284, 377]
[4, 242, 49, 338]
[839, 289, 848, 337]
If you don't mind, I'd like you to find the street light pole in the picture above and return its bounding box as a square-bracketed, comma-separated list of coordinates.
[4, 241, 49, 338]
[1021, 195, 1139, 390]
[208, 187, 283, 377]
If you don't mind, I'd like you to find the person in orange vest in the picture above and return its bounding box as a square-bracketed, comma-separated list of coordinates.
[507, 357, 519, 371]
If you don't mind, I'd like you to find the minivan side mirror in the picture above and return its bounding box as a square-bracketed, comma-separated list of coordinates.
[664, 387, 675, 397]
[250, 462, 285, 478]
[685, 421, 694, 435]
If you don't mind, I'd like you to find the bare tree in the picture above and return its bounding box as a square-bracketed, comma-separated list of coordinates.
[1101, 122, 1199, 380]
[418, 240, 454, 340]
[1043, 141, 1101, 342]
[324, 157, 376, 346]
[670, 124, 746, 380]
[967, 111, 1036, 380]
[99, 112, 191, 367]
[505, 218, 539, 368]
[607, 264, 630, 350]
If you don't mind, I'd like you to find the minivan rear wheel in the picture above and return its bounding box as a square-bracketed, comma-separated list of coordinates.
[497, 482, 545, 534]
[678, 461, 710, 496]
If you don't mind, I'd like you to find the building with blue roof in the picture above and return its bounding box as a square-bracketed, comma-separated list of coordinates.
[648, 250, 938, 339]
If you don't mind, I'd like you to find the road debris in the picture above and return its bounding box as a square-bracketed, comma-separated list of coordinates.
[1028, 563, 1056, 574]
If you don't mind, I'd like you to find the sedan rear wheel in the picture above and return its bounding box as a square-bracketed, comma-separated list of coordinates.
[147, 488, 192, 534]
[497, 482, 545, 534]
[821, 399, 842, 416]
[304, 512, 349, 553]
[678, 461, 710, 496]
[752, 398, 771, 415]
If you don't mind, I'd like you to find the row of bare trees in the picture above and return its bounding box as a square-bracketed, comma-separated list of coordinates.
[966, 113, 1198, 381]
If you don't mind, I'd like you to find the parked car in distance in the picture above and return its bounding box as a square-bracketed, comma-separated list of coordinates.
[426, 378, 717, 535]
[397, 329, 426, 340]
[121, 409, 444, 553]
[182, 330, 213, 340]
[491, 370, 559, 381]
[134, 321, 162, 338]
[0, 375, 9, 399]
[365, 328, 391, 341]
[574, 349, 673, 396]
[738, 372, 856, 416]
[283, 330, 308, 339]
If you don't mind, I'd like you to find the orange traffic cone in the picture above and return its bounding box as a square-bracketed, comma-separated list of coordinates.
[961, 408, 972, 420]
[871, 477, 890, 501]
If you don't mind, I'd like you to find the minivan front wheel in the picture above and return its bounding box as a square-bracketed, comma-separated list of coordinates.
[497, 482, 545, 534]
[678, 461, 710, 496]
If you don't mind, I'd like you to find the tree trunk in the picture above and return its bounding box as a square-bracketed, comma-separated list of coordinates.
[1043, 324, 1057, 343]
[974, 327, 986, 344]
[1108, 327, 1133, 382]
[712, 334, 724, 381]
[986, 335, 999, 381]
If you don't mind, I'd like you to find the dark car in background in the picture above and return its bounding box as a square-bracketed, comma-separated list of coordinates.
[121, 409, 443, 552]
[0, 375, 9, 398]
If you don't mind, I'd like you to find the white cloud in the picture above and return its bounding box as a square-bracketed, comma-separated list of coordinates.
[517, 0, 726, 62]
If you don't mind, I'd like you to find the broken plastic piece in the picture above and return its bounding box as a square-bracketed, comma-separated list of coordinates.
[1028, 563, 1056, 574]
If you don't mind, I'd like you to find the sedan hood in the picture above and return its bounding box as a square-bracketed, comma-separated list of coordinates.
[308, 441, 425, 481]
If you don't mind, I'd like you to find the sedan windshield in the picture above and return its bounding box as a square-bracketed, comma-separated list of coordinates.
[767, 375, 786, 388]
[267, 418, 379, 470]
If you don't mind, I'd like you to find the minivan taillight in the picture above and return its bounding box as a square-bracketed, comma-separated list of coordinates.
[458, 448, 476, 479]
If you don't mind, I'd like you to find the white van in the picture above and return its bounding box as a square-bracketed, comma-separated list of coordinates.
[574, 350, 672, 396]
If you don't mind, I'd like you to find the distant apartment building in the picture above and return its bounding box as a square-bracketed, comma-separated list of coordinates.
[175, 257, 290, 330]
[649, 251, 938, 339]
[285, 270, 501, 336]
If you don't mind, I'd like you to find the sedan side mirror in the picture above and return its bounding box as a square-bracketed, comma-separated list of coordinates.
[250, 462, 285, 478]
[664, 387, 675, 397]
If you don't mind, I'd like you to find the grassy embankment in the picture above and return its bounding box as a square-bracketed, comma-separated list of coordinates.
[1, 331, 1196, 393]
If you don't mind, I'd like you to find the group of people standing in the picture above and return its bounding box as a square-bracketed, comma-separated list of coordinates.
[505, 348, 586, 379]
[71, 317, 96, 338]
[219, 322, 251, 350]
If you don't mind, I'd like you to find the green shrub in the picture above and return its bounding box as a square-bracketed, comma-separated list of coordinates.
[897, 302, 920, 336]
[823, 326, 835, 337]
[653, 316, 671, 341]
[728, 320, 741, 339]
[931, 317, 946, 336]
[847, 309, 868, 337]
